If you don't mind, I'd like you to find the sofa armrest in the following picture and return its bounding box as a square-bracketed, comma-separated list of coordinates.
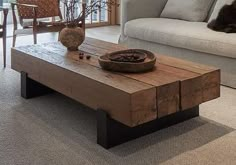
[120, 0, 167, 41]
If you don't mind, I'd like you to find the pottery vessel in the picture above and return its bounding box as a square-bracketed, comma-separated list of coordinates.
[59, 27, 85, 51]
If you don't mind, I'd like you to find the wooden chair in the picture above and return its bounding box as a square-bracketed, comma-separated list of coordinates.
[0, 7, 8, 67]
[11, 0, 66, 47]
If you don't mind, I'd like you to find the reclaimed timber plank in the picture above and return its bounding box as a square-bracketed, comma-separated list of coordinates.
[11, 47, 157, 127]
[156, 54, 220, 109]
[78, 39, 220, 110]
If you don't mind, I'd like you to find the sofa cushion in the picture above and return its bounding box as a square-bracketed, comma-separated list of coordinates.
[208, 0, 235, 22]
[160, 0, 215, 22]
[124, 18, 236, 59]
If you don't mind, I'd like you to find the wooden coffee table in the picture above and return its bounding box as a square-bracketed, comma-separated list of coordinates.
[11, 38, 220, 149]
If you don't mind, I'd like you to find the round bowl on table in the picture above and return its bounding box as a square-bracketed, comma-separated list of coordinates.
[98, 49, 157, 73]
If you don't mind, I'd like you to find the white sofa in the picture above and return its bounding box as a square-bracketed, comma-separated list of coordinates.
[119, 0, 236, 88]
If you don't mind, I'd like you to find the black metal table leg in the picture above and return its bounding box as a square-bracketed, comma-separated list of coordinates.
[97, 106, 199, 149]
[21, 71, 54, 99]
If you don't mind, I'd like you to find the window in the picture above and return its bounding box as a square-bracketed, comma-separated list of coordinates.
[1, 0, 13, 7]
[1, 0, 116, 26]
[85, 0, 108, 24]
[61, 0, 112, 27]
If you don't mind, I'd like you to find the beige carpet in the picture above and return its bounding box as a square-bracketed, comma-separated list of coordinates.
[0, 26, 235, 164]
[161, 131, 236, 165]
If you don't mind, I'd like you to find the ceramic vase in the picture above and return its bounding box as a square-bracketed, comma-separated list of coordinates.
[59, 26, 85, 51]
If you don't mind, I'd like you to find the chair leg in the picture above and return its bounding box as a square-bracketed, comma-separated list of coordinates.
[12, 34, 16, 47]
[33, 32, 37, 44]
[3, 35, 6, 68]
[58, 31, 61, 41]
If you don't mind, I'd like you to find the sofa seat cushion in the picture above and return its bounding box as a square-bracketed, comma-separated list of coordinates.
[124, 18, 236, 59]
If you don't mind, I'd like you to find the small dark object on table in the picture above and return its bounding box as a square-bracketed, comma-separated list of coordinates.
[79, 55, 84, 59]
[79, 52, 84, 59]
[86, 55, 91, 60]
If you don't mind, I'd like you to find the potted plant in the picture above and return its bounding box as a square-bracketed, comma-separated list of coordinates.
[59, 0, 118, 51]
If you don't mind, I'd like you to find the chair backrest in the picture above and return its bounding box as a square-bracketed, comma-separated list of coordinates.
[17, 0, 61, 19]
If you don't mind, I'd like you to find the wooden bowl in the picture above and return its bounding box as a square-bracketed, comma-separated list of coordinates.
[108, 50, 147, 63]
[98, 49, 156, 73]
